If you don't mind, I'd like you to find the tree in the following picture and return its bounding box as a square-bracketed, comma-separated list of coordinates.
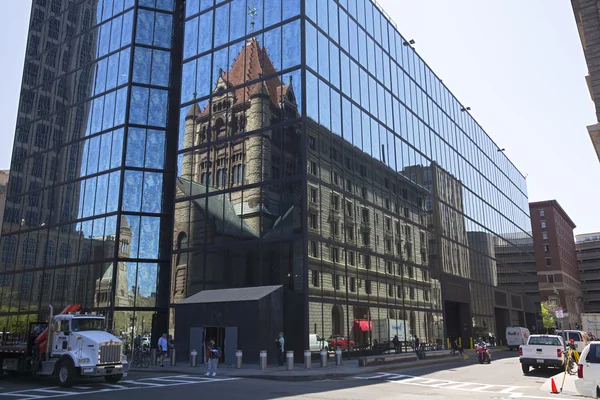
[541, 301, 555, 331]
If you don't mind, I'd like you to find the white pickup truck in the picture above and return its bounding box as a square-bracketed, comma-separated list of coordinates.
[519, 334, 566, 373]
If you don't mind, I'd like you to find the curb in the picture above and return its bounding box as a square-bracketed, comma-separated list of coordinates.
[130, 354, 467, 381]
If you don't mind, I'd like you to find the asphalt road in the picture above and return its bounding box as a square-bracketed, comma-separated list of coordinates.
[0, 354, 582, 400]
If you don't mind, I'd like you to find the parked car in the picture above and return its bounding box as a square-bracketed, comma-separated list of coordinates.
[575, 341, 600, 398]
[519, 334, 565, 373]
[556, 330, 589, 352]
[309, 334, 328, 352]
[141, 336, 150, 348]
[327, 335, 355, 350]
[506, 326, 530, 351]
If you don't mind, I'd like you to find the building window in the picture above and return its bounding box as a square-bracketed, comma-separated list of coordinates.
[332, 195, 339, 210]
[309, 136, 316, 150]
[541, 221, 547, 229]
[330, 247, 339, 263]
[346, 201, 353, 217]
[544, 245, 550, 253]
[364, 255, 371, 269]
[21, 239, 37, 266]
[310, 241, 318, 258]
[540, 209, 545, 218]
[397, 286, 403, 298]
[309, 213, 318, 229]
[545, 258, 551, 266]
[333, 274, 340, 290]
[311, 270, 320, 287]
[387, 261, 393, 274]
[330, 221, 339, 237]
[423, 270, 429, 281]
[310, 187, 317, 203]
[361, 187, 367, 199]
[348, 251, 355, 265]
[410, 287, 416, 300]
[388, 284, 394, 297]
[385, 217, 391, 231]
[346, 179, 352, 192]
[309, 161, 317, 175]
[1, 237, 17, 264]
[365, 280, 372, 295]
[347, 227, 354, 241]
[548, 275, 554, 283]
[408, 266, 414, 279]
[362, 232, 370, 246]
[362, 208, 369, 223]
[403, 207, 409, 218]
[424, 290, 430, 301]
[350, 277, 356, 292]
[542, 232, 548, 241]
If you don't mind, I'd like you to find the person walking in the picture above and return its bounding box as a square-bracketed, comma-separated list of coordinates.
[392, 335, 400, 354]
[275, 332, 285, 366]
[205, 339, 220, 377]
[157, 333, 168, 367]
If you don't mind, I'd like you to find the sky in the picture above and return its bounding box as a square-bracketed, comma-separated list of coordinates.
[0, 1, 598, 234]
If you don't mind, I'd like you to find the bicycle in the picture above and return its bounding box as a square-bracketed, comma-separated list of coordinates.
[565, 342, 580, 375]
[130, 348, 150, 368]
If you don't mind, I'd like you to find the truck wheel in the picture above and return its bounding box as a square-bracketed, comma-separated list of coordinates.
[56, 360, 75, 388]
[521, 364, 529, 374]
[105, 375, 122, 383]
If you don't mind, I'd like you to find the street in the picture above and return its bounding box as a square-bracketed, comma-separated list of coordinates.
[0, 353, 585, 400]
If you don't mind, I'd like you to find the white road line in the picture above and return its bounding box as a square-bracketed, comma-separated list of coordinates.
[470, 384, 496, 392]
[0, 376, 240, 400]
[500, 386, 520, 393]
[120, 381, 163, 387]
[427, 381, 457, 387]
[99, 384, 125, 389]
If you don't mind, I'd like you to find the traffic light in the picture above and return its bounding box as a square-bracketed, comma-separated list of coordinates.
[576, 323, 580, 330]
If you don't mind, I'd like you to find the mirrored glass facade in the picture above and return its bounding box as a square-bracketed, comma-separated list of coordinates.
[0, 0, 180, 344]
[2, 0, 537, 353]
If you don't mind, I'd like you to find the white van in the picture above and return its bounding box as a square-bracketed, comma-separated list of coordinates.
[506, 326, 530, 350]
[556, 330, 589, 352]
[309, 334, 327, 352]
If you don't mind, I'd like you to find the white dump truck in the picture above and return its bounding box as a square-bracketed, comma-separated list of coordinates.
[0, 304, 127, 387]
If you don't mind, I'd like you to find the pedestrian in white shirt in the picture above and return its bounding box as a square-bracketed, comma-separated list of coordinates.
[158, 333, 168, 367]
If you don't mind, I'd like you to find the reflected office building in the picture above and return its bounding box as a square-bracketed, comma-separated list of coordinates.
[3, 0, 538, 356]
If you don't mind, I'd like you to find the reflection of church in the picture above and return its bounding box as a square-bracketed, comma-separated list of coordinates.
[94, 216, 156, 309]
[173, 38, 303, 301]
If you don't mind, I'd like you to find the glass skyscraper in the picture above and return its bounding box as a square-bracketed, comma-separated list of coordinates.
[1, 0, 537, 353]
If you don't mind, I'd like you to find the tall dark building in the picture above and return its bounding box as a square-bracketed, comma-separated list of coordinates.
[2, 0, 537, 355]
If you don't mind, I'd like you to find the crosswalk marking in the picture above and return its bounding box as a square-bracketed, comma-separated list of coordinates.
[355, 372, 522, 395]
[0, 375, 240, 400]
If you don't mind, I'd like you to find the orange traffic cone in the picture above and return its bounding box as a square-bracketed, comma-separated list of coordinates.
[550, 378, 560, 394]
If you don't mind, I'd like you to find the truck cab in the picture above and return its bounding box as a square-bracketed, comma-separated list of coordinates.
[0, 305, 127, 387]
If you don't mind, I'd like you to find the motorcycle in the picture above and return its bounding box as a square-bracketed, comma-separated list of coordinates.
[476, 342, 491, 364]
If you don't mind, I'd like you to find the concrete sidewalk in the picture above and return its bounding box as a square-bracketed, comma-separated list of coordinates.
[129, 352, 469, 381]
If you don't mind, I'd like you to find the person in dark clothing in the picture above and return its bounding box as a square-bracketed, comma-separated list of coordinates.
[392, 335, 400, 353]
[275, 332, 285, 366]
[134, 335, 141, 349]
[413, 336, 420, 352]
[205, 339, 220, 377]
[451, 338, 463, 355]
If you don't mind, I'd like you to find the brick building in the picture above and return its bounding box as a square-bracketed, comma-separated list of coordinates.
[530, 201, 581, 327]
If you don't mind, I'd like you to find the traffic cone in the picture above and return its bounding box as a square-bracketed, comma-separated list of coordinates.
[550, 378, 559, 394]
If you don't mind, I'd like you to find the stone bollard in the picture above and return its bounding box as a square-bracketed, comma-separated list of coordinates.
[236, 350, 243, 369]
[260, 350, 267, 370]
[150, 349, 157, 365]
[320, 349, 328, 368]
[304, 350, 311, 369]
[286, 351, 294, 370]
[335, 348, 342, 366]
[170, 349, 176, 366]
[190, 349, 198, 367]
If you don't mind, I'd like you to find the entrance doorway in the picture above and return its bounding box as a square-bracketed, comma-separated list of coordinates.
[202, 326, 238, 365]
[445, 301, 470, 346]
